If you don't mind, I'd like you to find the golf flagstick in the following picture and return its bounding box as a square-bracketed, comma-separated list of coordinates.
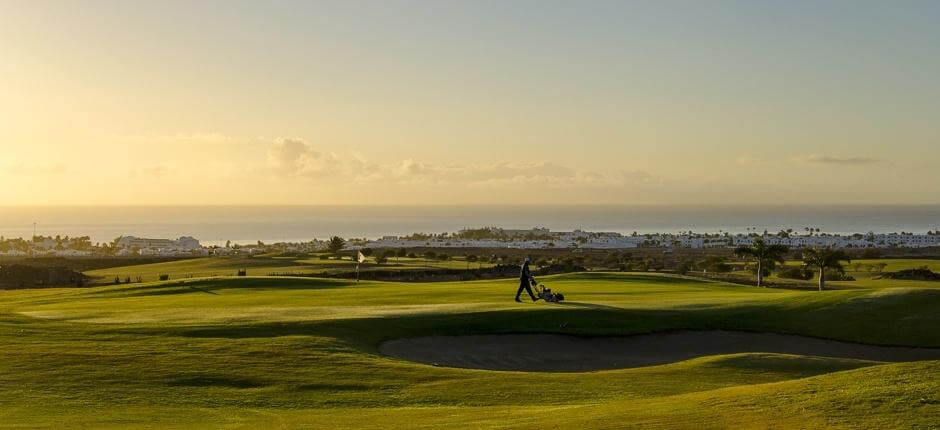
[357, 250, 366, 282]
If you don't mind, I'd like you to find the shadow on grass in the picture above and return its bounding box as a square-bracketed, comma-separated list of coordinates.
[188, 285, 219, 295]
[136, 287, 940, 349]
[166, 375, 266, 389]
[552, 272, 716, 285]
[84, 277, 359, 298]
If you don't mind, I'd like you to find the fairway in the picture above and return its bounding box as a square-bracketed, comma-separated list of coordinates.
[1, 272, 938, 428]
[82, 255, 495, 284]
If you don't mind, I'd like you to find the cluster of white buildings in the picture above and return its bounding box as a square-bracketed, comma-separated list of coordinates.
[360, 228, 940, 250]
[114, 236, 206, 256]
[3, 228, 940, 258]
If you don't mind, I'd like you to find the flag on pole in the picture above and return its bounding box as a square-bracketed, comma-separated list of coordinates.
[356, 250, 366, 282]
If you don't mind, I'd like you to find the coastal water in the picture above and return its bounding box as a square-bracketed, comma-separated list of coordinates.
[1, 205, 938, 247]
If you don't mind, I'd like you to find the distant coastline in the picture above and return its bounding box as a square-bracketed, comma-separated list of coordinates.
[1, 204, 938, 247]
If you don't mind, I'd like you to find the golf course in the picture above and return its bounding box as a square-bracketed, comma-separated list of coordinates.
[1, 263, 939, 429]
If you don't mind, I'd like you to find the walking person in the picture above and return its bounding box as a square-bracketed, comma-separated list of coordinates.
[515, 257, 539, 302]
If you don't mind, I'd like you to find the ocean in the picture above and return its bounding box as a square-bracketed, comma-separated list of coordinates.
[1, 205, 938, 247]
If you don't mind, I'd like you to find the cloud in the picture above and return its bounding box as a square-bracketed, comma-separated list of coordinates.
[266, 138, 341, 178]
[798, 154, 882, 165]
[396, 158, 437, 177]
[258, 138, 659, 190]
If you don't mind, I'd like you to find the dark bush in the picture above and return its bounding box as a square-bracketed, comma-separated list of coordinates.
[236, 269, 247, 276]
[697, 256, 732, 273]
[824, 269, 855, 281]
[675, 260, 694, 275]
[158, 274, 170, 281]
[881, 266, 940, 281]
[777, 265, 814, 280]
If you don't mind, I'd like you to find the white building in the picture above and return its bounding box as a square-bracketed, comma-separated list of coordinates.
[115, 236, 202, 254]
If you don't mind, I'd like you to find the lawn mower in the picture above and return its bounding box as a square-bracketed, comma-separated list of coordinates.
[530, 277, 565, 303]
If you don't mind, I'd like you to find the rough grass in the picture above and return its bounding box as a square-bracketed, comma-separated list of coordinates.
[0, 270, 937, 428]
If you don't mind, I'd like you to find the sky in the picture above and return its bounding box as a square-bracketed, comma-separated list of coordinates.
[1, 0, 938, 205]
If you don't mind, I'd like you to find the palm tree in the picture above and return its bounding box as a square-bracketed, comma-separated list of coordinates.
[802, 247, 851, 291]
[734, 237, 789, 287]
[327, 236, 346, 255]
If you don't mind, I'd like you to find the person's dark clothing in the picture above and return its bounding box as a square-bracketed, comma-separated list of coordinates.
[515, 261, 536, 301]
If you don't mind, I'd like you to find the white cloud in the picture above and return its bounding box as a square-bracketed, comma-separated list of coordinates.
[266, 138, 342, 178]
[797, 154, 882, 165]
[257, 138, 662, 191]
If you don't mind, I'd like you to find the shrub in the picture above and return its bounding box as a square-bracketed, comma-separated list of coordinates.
[318, 254, 329, 260]
[114, 276, 121, 284]
[407, 253, 417, 259]
[697, 256, 732, 273]
[236, 269, 247, 277]
[375, 255, 388, 265]
[824, 268, 855, 281]
[675, 260, 694, 275]
[777, 265, 814, 280]
[158, 274, 170, 281]
[881, 266, 940, 281]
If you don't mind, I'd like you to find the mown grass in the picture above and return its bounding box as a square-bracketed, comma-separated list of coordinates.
[0, 270, 937, 428]
[83, 255, 494, 283]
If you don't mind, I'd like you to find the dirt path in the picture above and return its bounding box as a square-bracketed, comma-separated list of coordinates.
[379, 331, 940, 372]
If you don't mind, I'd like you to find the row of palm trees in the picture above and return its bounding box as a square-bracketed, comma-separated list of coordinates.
[733, 238, 850, 291]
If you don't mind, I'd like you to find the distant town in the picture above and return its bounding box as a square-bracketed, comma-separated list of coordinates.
[2, 227, 940, 258]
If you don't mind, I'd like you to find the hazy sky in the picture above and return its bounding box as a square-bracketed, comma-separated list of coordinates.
[1, 0, 938, 205]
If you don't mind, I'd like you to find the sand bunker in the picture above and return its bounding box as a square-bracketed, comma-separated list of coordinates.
[379, 331, 940, 372]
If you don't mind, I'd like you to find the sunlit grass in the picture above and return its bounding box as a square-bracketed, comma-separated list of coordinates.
[1, 270, 937, 428]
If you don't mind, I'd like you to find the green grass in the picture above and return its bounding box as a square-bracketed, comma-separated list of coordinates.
[84, 255, 495, 283]
[1, 269, 938, 428]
